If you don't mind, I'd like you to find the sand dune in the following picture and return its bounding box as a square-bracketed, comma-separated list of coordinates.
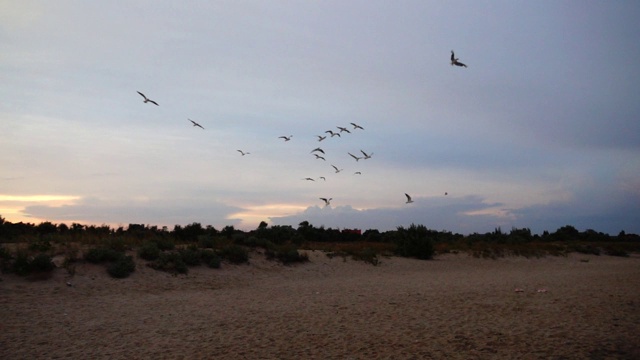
[1, 251, 639, 359]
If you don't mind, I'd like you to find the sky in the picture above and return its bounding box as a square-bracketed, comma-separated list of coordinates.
[1, 1, 639, 235]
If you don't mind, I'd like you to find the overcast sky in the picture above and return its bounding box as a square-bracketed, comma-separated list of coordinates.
[2, 1, 639, 234]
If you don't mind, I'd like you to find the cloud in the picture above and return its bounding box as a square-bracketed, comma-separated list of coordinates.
[23, 197, 244, 229]
[269, 195, 510, 234]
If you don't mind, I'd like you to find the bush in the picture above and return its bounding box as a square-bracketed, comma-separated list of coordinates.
[149, 252, 188, 274]
[12, 251, 31, 276]
[219, 244, 249, 264]
[138, 241, 161, 261]
[153, 237, 176, 251]
[107, 255, 136, 278]
[85, 247, 122, 263]
[179, 246, 202, 266]
[266, 245, 309, 265]
[200, 250, 221, 268]
[30, 253, 55, 273]
[198, 235, 217, 249]
[394, 224, 434, 260]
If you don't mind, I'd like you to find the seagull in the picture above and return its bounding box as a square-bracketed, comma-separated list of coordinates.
[311, 147, 325, 154]
[316, 135, 327, 142]
[188, 119, 205, 129]
[237, 150, 250, 156]
[405, 193, 414, 204]
[137, 91, 159, 106]
[331, 165, 343, 173]
[320, 197, 332, 206]
[279, 135, 293, 141]
[351, 122, 364, 130]
[337, 126, 351, 134]
[348, 152, 362, 162]
[360, 150, 373, 159]
[354, 171, 362, 175]
[319, 176, 326, 181]
[313, 154, 326, 161]
[325, 130, 341, 137]
[303, 177, 315, 181]
[450, 50, 468, 68]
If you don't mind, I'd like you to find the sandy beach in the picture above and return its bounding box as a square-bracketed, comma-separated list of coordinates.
[1, 251, 639, 359]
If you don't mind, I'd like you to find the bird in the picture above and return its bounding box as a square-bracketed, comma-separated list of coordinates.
[337, 126, 351, 134]
[325, 130, 341, 137]
[188, 119, 205, 129]
[405, 193, 414, 204]
[320, 197, 332, 206]
[450, 50, 467, 68]
[351, 122, 364, 130]
[354, 171, 362, 175]
[360, 150, 373, 159]
[348, 152, 362, 162]
[137, 91, 159, 106]
[319, 176, 326, 181]
[311, 147, 325, 154]
[279, 135, 293, 141]
[317, 135, 327, 142]
[313, 154, 326, 161]
[445, 192, 448, 196]
[331, 165, 343, 173]
[237, 150, 250, 156]
[303, 177, 315, 181]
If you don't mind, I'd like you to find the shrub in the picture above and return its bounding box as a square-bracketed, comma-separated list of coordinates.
[84, 247, 122, 263]
[604, 246, 629, 257]
[394, 224, 434, 260]
[137, 241, 161, 261]
[200, 250, 221, 268]
[30, 253, 55, 273]
[179, 246, 202, 266]
[12, 251, 31, 276]
[266, 245, 309, 265]
[153, 237, 176, 251]
[0, 246, 12, 272]
[350, 247, 380, 266]
[107, 255, 136, 278]
[219, 244, 249, 264]
[149, 252, 188, 274]
[198, 235, 217, 249]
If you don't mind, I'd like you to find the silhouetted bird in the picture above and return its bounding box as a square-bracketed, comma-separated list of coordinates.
[279, 135, 293, 141]
[405, 193, 414, 204]
[450, 50, 467, 67]
[350, 122, 364, 130]
[320, 197, 332, 206]
[137, 91, 159, 106]
[188, 119, 205, 129]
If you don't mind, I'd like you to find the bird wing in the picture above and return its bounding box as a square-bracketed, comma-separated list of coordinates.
[332, 165, 338, 171]
[137, 91, 147, 100]
[148, 100, 159, 106]
[451, 51, 455, 61]
[405, 193, 412, 201]
[360, 150, 368, 157]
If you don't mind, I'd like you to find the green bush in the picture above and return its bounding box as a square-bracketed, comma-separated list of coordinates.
[219, 244, 249, 264]
[198, 235, 217, 249]
[394, 224, 434, 260]
[179, 246, 202, 266]
[137, 241, 161, 261]
[85, 247, 122, 263]
[149, 252, 188, 274]
[107, 255, 136, 278]
[30, 253, 55, 273]
[153, 237, 176, 251]
[200, 250, 221, 269]
[266, 245, 309, 265]
[12, 251, 31, 276]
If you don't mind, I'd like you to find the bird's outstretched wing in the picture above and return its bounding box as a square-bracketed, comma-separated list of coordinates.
[137, 91, 147, 100]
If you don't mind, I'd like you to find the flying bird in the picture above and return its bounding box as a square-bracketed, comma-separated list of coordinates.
[279, 135, 293, 141]
[188, 119, 205, 129]
[137, 91, 159, 106]
[445, 192, 448, 196]
[303, 178, 315, 181]
[313, 154, 326, 161]
[450, 50, 467, 68]
[237, 150, 250, 156]
[325, 130, 341, 137]
[311, 147, 325, 154]
[316, 135, 327, 142]
[351, 122, 364, 130]
[348, 152, 362, 162]
[319, 176, 326, 181]
[320, 197, 332, 206]
[354, 171, 362, 175]
[337, 126, 351, 134]
[360, 150, 373, 159]
[405, 193, 414, 204]
[331, 165, 343, 173]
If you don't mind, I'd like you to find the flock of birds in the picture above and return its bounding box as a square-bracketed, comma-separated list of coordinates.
[136, 51, 468, 209]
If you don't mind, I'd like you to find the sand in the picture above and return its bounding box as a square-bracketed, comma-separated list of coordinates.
[1, 251, 639, 359]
